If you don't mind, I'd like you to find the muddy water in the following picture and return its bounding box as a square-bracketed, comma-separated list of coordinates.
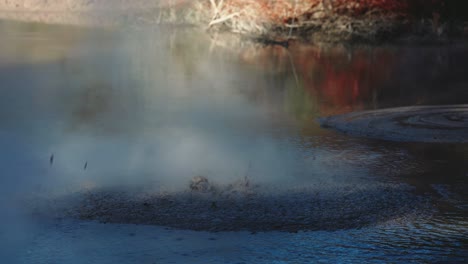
[0, 20, 467, 262]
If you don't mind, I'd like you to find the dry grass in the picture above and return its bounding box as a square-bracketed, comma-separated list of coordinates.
[149, 0, 465, 42]
[179, 0, 409, 41]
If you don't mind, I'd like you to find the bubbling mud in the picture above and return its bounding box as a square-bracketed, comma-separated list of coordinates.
[319, 105, 468, 143]
[27, 179, 430, 233]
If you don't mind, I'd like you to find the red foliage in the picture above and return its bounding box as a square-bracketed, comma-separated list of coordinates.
[218, 0, 319, 24]
[332, 0, 409, 16]
[203, 0, 449, 24]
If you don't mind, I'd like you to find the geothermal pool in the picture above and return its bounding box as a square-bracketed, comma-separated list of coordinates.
[0, 20, 467, 263]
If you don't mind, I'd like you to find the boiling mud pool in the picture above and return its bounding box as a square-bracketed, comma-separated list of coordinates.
[0, 21, 466, 263]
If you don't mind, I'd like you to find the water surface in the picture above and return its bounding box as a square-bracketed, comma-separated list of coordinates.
[0, 20, 467, 263]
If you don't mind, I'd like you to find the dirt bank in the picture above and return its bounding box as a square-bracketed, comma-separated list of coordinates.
[0, 0, 467, 42]
[0, 0, 165, 26]
[2, 1, 467, 45]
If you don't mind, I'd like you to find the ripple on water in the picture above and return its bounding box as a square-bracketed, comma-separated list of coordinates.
[28, 181, 431, 233]
[319, 105, 468, 143]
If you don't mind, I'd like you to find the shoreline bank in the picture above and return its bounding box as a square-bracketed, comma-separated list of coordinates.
[1, 1, 467, 43]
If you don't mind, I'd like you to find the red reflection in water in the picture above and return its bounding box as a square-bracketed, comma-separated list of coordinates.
[237, 43, 396, 117]
[291, 44, 396, 115]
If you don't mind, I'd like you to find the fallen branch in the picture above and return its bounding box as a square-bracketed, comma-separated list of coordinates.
[208, 12, 240, 27]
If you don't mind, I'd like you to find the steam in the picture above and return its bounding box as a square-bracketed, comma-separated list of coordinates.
[0, 24, 370, 196]
[0, 21, 375, 260]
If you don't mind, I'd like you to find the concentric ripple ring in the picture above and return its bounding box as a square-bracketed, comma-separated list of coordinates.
[319, 105, 468, 143]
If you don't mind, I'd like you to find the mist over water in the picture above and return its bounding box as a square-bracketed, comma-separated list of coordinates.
[0, 21, 467, 262]
[0, 24, 372, 194]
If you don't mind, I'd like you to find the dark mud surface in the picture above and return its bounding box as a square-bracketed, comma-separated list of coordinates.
[30, 181, 432, 233]
[319, 104, 468, 143]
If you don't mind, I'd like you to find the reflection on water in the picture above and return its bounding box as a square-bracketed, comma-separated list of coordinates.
[0, 20, 467, 262]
